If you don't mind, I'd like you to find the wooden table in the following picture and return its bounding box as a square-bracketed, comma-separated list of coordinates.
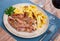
[43, 0, 60, 19]
[0, 0, 60, 41]
[0, 27, 16, 41]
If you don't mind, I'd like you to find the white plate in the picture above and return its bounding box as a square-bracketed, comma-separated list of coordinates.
[3, 3, 49, 38]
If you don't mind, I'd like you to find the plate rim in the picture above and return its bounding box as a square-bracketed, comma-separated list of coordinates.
[3, 3, 49, 38]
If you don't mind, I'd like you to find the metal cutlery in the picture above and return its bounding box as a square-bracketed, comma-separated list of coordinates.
[39, 25, 56, 41]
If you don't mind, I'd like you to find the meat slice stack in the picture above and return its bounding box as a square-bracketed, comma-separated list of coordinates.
[8, 14, 36, 32]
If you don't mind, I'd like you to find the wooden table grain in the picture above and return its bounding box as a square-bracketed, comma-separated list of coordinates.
[0, 27, 16, 41]
[43, 0, 60, 19]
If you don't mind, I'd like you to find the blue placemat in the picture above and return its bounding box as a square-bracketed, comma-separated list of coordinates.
[0, 0, 60, 41]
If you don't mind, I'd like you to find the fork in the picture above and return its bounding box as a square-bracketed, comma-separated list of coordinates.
[39, 24, 56, 41]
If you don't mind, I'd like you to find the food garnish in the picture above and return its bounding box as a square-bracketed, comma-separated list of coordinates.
[5, 6, 15, 16]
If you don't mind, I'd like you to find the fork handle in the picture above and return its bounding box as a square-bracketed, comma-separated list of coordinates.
[39, 34, 47, 41]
